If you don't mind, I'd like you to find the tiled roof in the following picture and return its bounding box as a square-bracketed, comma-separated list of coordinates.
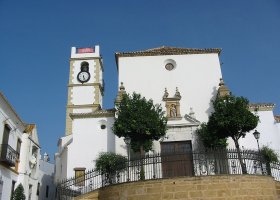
[248, 103, 275, 111]
[24, 124, 36, 133]
[70, 109, 115, 119]
[115, 46, 221, 58]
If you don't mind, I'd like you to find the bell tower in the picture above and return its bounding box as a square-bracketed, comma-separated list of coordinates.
[65, 45, 104, 136]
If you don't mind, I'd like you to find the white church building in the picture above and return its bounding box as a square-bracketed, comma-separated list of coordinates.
[55, 45, 280, 182]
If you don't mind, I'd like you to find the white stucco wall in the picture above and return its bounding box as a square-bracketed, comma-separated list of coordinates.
[66, 116, 115, 177]
[71, 86, 95, 105]
[118, 53, 222, 124]
[228, 110, 280, 154]
[0, 93, 43, 200]
[0, 167, 18, 200]
[38, 159, 55, 200]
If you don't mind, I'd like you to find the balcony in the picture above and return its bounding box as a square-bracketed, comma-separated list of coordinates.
[0, 144, 19, 166]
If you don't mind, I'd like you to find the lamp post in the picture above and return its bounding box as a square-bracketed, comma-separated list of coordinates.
[253, 130, 263, 174]
[253, 130, 260, 152]
[124, 136, 131, 181]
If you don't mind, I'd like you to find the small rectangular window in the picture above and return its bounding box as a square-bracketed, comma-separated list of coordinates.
[45, 185, 49, 198]
[37, 183, 40, 196]
[10, 180, 16, 200]
[28, 185, 32, 200]
[74, 168, 86, 186]
[16, 139, 21, 155]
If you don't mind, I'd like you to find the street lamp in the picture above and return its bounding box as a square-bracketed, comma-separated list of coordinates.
[253, 130, 263, 174]
[124, 136, 131, 181]
[253, 130, 260, 151]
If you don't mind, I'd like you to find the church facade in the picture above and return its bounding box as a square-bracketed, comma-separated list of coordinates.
[55, 45, 280, 182]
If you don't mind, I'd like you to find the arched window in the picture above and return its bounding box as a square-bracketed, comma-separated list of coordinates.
[80, 62, 89, 72]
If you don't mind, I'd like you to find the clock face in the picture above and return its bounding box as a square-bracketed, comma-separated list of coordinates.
[77, 71, 90, 83]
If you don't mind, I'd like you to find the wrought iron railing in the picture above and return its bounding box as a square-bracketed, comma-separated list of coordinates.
[0, 144, 19, 166]
[57, 149, 280, 199]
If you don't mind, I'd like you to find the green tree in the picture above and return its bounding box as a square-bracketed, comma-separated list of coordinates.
[196, 123, 228, 149]
[12, 183, 26, 200]
[260, 145, 279, 175]
[95, 152, 127, 184]
[206, 95, 259, 174]
[113, 92, 167, 153]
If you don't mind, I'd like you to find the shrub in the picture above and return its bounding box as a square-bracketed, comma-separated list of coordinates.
[261, 146, 279, 163]
[95, 152, 127, 174]
[12, 183, 26, 200]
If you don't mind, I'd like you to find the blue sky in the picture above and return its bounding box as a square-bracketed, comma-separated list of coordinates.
[0, 0, 280, 161]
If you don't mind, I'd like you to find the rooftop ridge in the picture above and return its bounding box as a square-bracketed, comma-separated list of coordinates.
[116, 46, 222, 57]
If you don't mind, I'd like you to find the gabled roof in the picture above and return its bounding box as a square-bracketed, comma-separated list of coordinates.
[116, 46, 221, 57]
[115, 46, 221, 68]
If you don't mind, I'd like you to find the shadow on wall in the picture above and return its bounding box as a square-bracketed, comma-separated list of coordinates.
[38, 174, 55, 200]
[205, 86, 218, 117]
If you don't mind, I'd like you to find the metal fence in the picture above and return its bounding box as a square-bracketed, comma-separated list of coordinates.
[57, 149, 280, 200]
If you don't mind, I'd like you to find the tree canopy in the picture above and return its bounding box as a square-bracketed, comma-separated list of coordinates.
[13, 183, 26, 200]
[207, 95, 259, 144]
[198, 94, 259, 173]
[95, 152, 127, 174]
[113, 92, 167, 152]
[196, 123, 228, 149]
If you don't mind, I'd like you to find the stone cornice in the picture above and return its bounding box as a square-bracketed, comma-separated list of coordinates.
[66, 104, 101, 109]
[68, 83, 102, 87]
[167, 123, 200, 128]
[69, 57, 101, 61]
[70, 109, 115, 119]
[248, 103, 275, 111]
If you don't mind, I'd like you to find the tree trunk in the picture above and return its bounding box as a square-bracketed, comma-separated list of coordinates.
[140, 146, 145, 180]
[233, 138, 247, 174]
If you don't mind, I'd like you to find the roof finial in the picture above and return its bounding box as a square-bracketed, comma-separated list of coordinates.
[189, 107, 195, 118]
[217, 78, 230, 97]
[175, 87, 181, 99]
[163, 88, 169, 99]
[219, 78, 225, 86]
[120, 82, 125, 91]
[115, 82, 126, 105]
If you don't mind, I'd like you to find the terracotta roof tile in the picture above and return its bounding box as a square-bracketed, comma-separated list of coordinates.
[115, 46, 221, 58]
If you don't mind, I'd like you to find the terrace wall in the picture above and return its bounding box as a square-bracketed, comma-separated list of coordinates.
[75, 175, 279, 200]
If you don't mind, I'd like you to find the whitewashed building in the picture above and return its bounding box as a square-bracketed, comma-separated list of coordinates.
[0, 92, 55, 200]
[55, 46, 115, 182]
[38, 153, 55, 200]
[227, 103, 280, 154]
[55, 45, 280, 182]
